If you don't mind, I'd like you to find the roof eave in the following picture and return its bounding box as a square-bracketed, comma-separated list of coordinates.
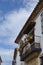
[15, 0, 43, 44]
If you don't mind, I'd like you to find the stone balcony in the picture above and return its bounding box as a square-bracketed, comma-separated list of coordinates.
[20, 43, 42, 61]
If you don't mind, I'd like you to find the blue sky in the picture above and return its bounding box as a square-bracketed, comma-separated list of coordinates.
[0, 0, 39, 65]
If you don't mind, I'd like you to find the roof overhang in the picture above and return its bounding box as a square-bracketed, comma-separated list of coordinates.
[15, 0, 43, 44]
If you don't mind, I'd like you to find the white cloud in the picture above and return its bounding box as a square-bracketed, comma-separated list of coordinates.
[0, 48, 13, 54]
[0, 0, 39, 64]
[0, 0, 36, 65]
[23, 0, 39, 11]
[0, 0, 39, 65]
[0, 0, 38, 65]
[0, 8, 31, 65]
[0, 48, 14, 65]
[0, 47, 14, 65]
[0, 8, 31, 46]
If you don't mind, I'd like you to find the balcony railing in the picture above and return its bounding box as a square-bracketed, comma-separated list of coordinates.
[19, 34, 33, 51]
[31, 43, 40, 49]
[20, 42, 41, 61]
[20, 35, 41, 53]
[22, 43, 41, 55]
[19, 34, 42, 61]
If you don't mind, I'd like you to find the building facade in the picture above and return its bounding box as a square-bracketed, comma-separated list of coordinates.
[15, 0, 43, 65]
[12, 48, 26, 65]
[0, 57, 2, 65]
[12, 48, 17, 65]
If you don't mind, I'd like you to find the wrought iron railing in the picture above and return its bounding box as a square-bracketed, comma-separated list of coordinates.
[22, 43, 41, 55]
[31, 43, 41, 49]
[20, 35, 41, 55]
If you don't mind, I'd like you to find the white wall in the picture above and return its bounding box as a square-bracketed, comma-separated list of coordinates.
[16, 51, 21, 65]
[16, 51, 25, 65]
[34, 10, 43, 65]
[35, 15, 41, 36]
[35, 9, 43, 53]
